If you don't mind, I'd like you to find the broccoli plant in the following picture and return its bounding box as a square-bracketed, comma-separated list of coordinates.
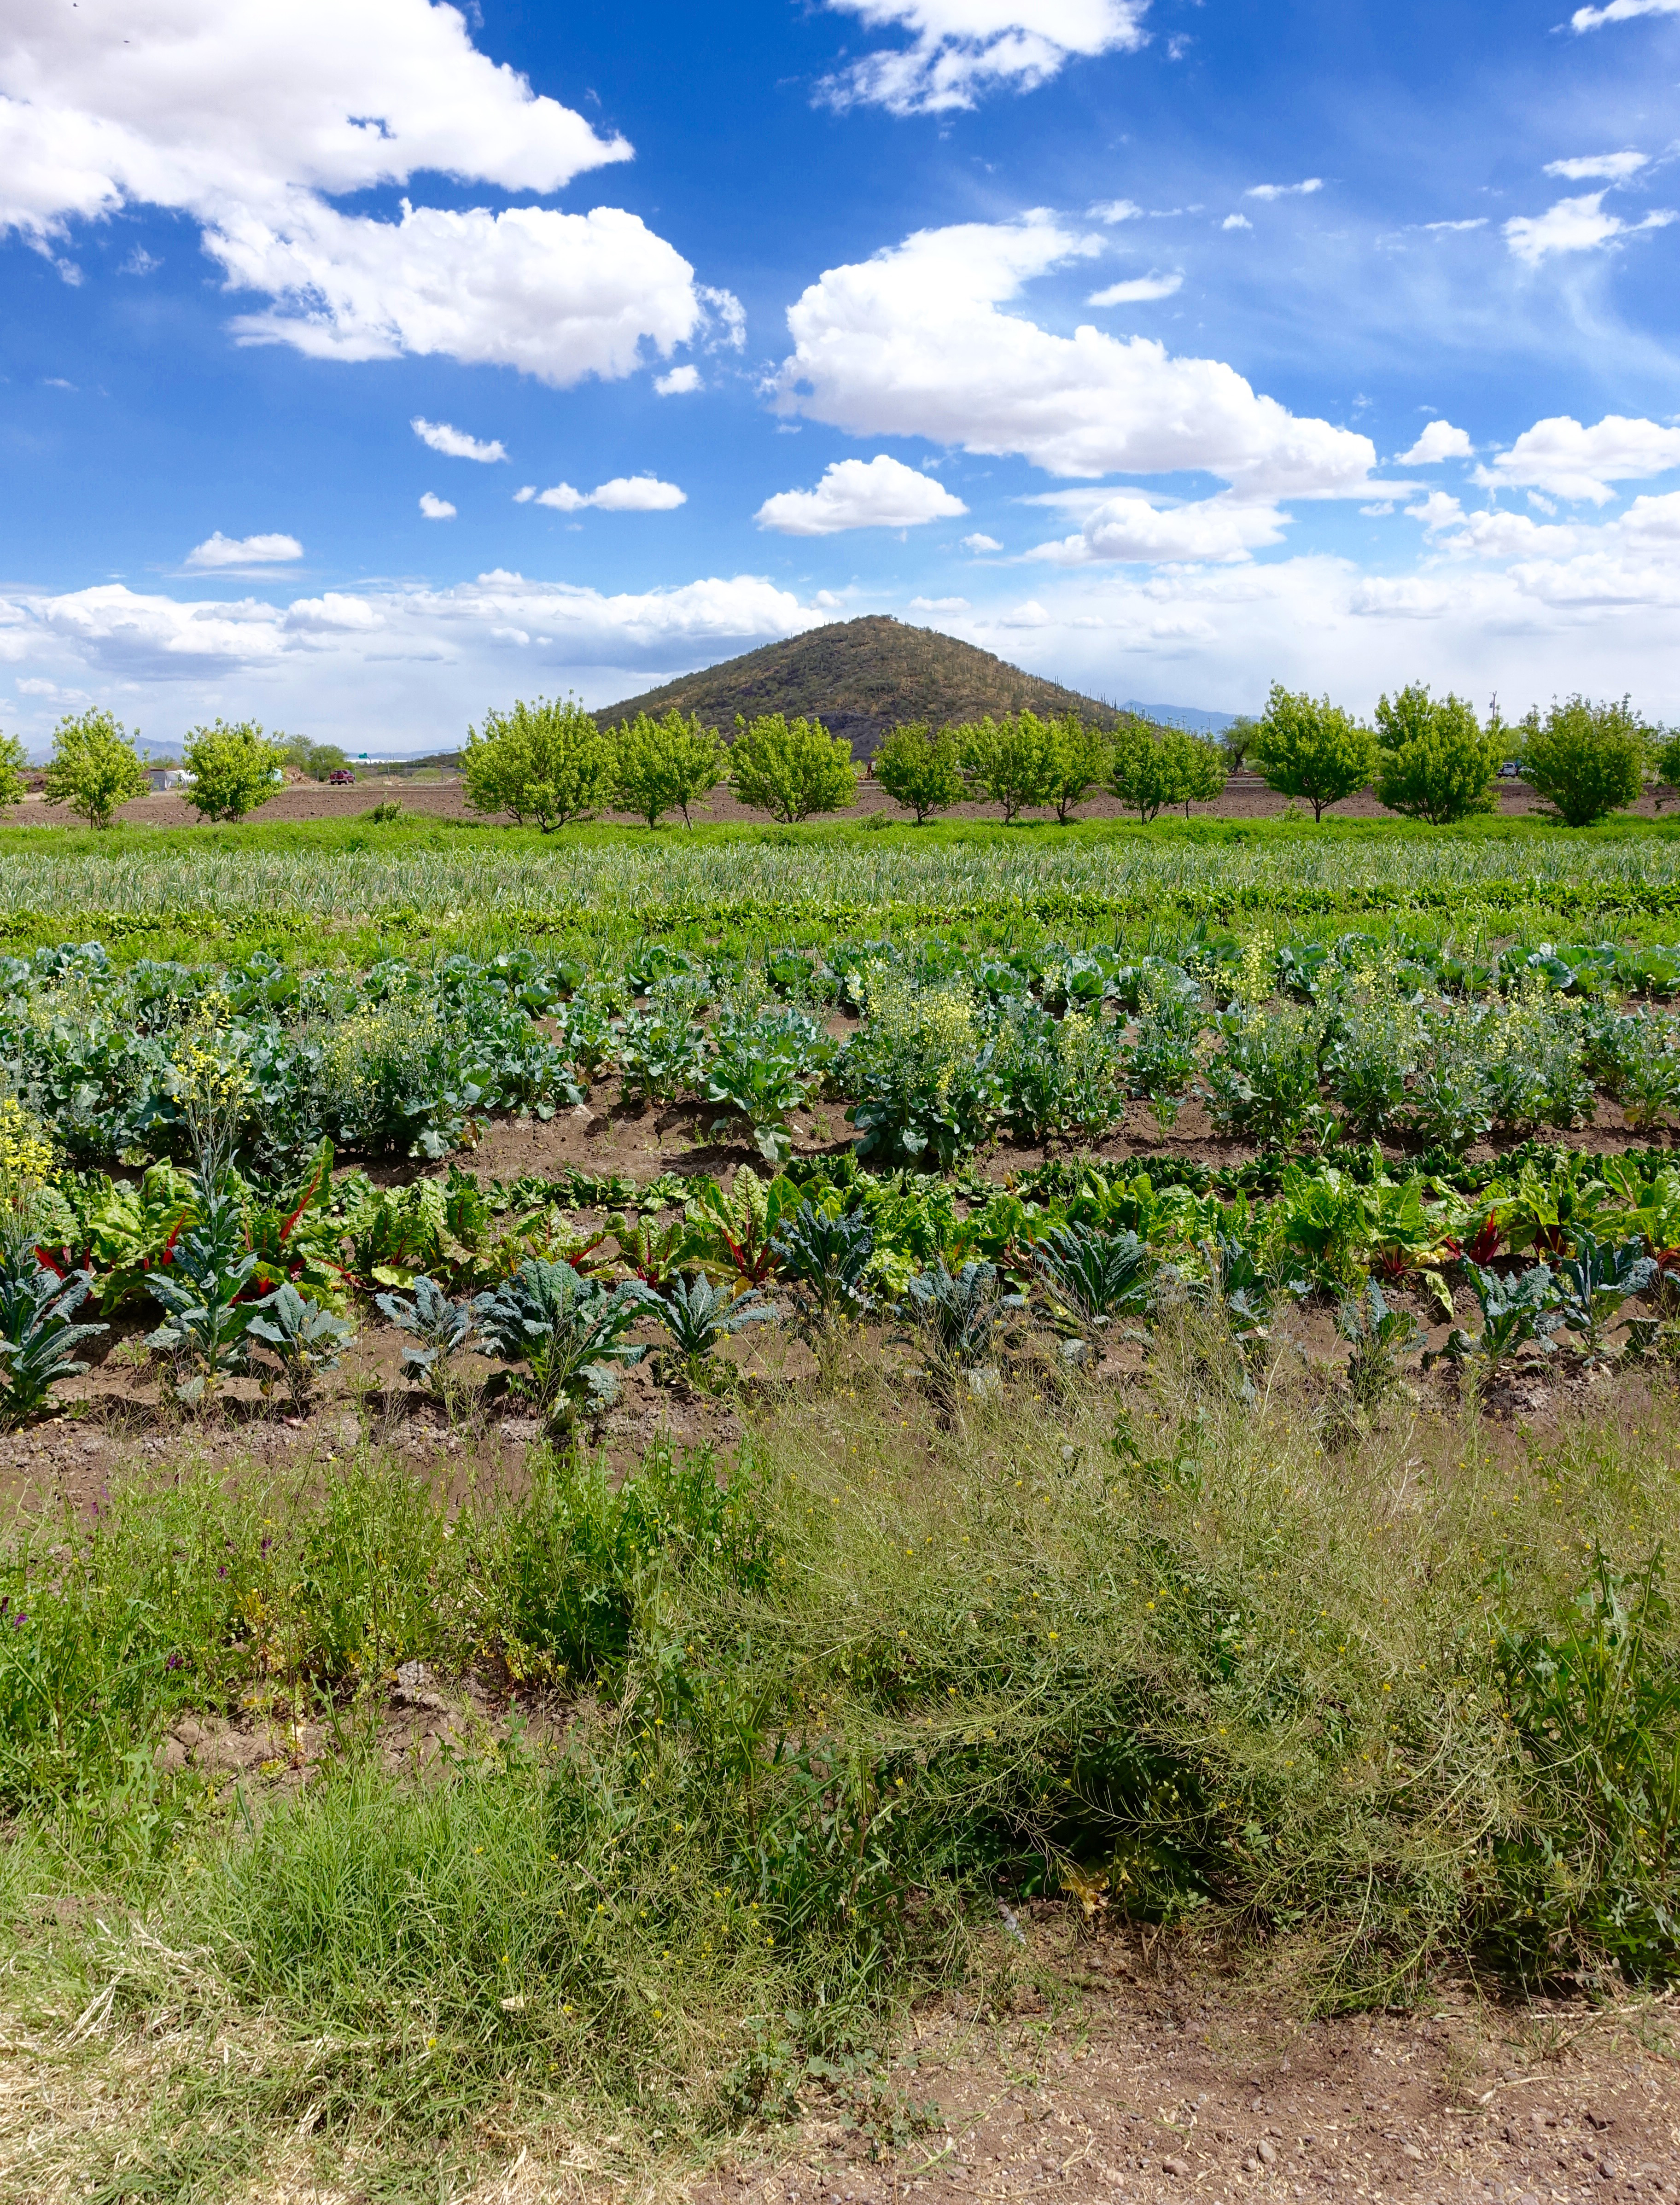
[248, 1283, 355, 1414]
[472, 1258, 655, 1422]
[0, 1225, 106, 1426]
[648, 1271, 775, 1387]
[376, 1275, 479, 1398]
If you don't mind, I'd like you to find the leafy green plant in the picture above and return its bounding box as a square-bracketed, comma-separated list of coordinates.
[873, 722, 964, 823]
[181, 720, 286, 824]
[704, 1008, 831, 1165]
[611, 710, 726, 827]
[772, 1199, 875, 1328]
[844, 970, 997, 1169]
[957, 711, 1058, 822]
[1335, 1277, 1422, 1407]
[898, 1258, 1024, 1380]
[143, 1187, 260, 1407]
[375, 1274, 480, 1396]
[729, 714, 858, 822]
[1552, 1232, 1657, 1359]
[1520, 695, 1648, 828]
[471, 1258, 654, 1420]
[1035, 1223, 1152, 1333]
[1433, 1260, 1561, 1381]
[1372, 684, 1500, 825]
[684, 1167, 799, 1286]
[1125, 972, 1201, 1135]
[997, 1005, 1126, 1145]
[0, 1225, 106, 1425]
[1204, 1005, 1324, 1147]
[247, 1283, 355, 1413]
[41, 708, 150, 829]
[649, 1271, 775, 1386]
[462, 695, 616, 830]
[1250, 684, 1377, 821]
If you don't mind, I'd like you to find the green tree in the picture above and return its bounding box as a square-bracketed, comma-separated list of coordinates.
[957, 710, 1058, 821]
[1044, 714, 1112, 824]
[462, 696, 616, 831]
[1164, 726, 1229, 818]
[611, 710, 726, 827]
[280, 733, 350, 780]
[1107, 721, 1187, 823]
[1222, 714, 1260, 772]
[0, 733, 26, 812]
[1654, 729, 1680, 794]
[1372, 683, 1500, 825]
[728, 714, 858, 822]
[41, 708, 150, 829]
[874, 721, 964, 823]
[1251, 685, 1377, 822]
[1519, 694, 1650, 828]
[182, 719, 287, 823]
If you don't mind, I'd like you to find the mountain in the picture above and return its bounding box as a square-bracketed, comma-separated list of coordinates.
[1123, 701, 1240, 735]
[597, 615, 1133, 756]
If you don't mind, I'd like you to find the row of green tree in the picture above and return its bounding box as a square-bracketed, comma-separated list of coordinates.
[6, 684, 1671, 832]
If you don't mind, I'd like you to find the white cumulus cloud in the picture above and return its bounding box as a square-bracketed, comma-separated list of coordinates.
[962, 532, 1003, 552]
[185, 530, 303, 568]
[532, 476, 687, 513]
[1504, 190, 1676, 265]
[1245, 179, 1324, 202]
[1397, 420, 1474, 465]
[1545, 151, 1649, 181]
[411, 418, 507, 463]
[1088, 198, 1142, 223]
[755, 454, 969, 535]
[774, 214, 1377, 498]
[419, 492, 456, 520]
[655, 365, 702, 395]
[816, 0, 1148, 114]
[1221, 214, 1252, 232]
[1570, 0, 1680, 27]
[0, 0, 701, 384]
[1087, 270, 1182, 304]
[1027, 490, 1290, 565]
[1477, 413, 1680, 504]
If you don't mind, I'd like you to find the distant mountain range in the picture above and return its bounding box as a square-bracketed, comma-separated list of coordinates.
[1122, 702, 1239, 734]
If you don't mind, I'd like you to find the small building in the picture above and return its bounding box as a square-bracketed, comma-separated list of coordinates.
[147, 766, 189, 792]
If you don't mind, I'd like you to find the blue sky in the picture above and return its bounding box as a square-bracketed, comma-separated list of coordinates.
[1, 0, 1678, 754]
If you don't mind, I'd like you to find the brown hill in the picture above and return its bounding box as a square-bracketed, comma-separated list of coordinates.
[597, 615, 1130, 756]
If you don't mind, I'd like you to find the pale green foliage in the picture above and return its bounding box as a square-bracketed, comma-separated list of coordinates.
[182, 719, 286, 824]
[728, 714, 858, 822]
[873, 721, 964, 823]
[463, 696, 615, 831]
[0, 733, 26, 812]
[1521, 695, 1649, 828]
[1373, 684, 1500, 825]
[1044, 713, 1112, 823]
[1252, 685, 1377, 821]
[1654, 731, 1680, 793]
[280, 734, 350, 780]
[41, 709, 150, 829]
[1108, 721, 1224, 821]
[957, 710, 1058, 821]
[611, 710, 726, 827]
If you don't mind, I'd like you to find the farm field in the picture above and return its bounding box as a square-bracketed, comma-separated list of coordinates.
[5, 814, 1680, 2201]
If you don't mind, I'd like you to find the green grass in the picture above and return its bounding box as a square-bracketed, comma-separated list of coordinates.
[6, 1336, 1680, 2197]
[4, 810, 1680, 966]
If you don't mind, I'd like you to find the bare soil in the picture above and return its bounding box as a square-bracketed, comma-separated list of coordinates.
[18, 771, 1674, 835]
[681, 1935, 1680, 2205]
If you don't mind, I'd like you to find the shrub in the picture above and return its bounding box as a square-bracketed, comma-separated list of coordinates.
[1251, 684, 1377, 820]
[729, 714, 858, 822]
[41, 708, 149, 829]
[1044, 714, 1112, 823]
[1520, 694, 1649, 827]
[0, 731, 26, 812]
[182, 719, 287, 823]
[1106, 721, 1188, 823]
[462, 696, 615, 830]
[1373, 684, 1500, 824]
[873, 722, 964, 823]
[957, 711, 1058, 821]
[1162, 726, 1228, 817]
[611, 710, 726, 827]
